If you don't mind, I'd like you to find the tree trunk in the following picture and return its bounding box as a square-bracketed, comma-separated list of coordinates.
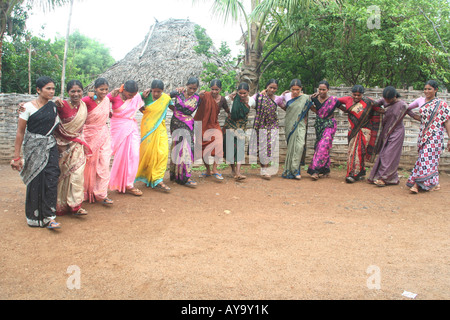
[61, 0, 74, 97]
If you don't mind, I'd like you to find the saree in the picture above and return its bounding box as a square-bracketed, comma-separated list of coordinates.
[307, 96, 340, 176]
[82, 96, 112, 202]
[282, 95, 312, 178]
[249, 93, 280, 163]
[223, 95, 251, 164]
[55, 100, 90, 215]
[341, 96, 381, 179]
[135, 93, 172, 187]
[406, 98, 450, 190]
[368, 99, 412, 185]
[169, 92, 200, 185]
[20, 102, 60, 227]
[194, 92, 226, 161]
[109, 94, 144, 193]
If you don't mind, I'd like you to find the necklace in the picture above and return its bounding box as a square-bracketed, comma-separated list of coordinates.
[34, 99, 42, 109]
[68, 100, 80, 109]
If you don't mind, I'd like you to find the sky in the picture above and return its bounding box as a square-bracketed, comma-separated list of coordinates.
[26, 0, 246, 61]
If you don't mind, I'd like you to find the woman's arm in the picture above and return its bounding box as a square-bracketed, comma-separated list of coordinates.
[444, 120, 450, 152]
[11, 118, 27, 171]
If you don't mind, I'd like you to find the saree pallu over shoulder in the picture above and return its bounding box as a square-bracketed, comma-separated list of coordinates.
[20, 102, 59, 186]
[83, 97, 112, 202]
[194, 92, 224, 159]
[345, 97, 381, 178]
[109, 94, 144, 192]
[55, 101, 90, 181]
[282, 95, 312, 178]
[250, 93, 280, 160]
[308, 96, 340, 176]
[20, 101, 60, 227]
[418, 98, 450, 148]
[135, 93, 171, 187]
[406, 98, 450, 190]
[170, 93, 200, 185]
[223, 96, 250, 163]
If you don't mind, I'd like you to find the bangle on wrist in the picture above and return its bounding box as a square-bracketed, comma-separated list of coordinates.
[13, 157, 21, 162]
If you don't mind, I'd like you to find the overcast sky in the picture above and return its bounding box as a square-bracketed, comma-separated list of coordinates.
[26, 0, 245, 61]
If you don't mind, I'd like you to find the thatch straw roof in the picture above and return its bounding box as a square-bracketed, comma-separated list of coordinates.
[85, 18, 225, 92]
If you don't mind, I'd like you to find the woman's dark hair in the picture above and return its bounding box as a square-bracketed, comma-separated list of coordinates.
[67, 80, 83, 92]
[383, 86, 401, 99]
[426, 80, 439, 90]
[94, 78, 109, 88]
[237, 82, 250, 92]
[351, 85, 365, 94]
[210, 79, 222, 89]
[265, 79, 279, 88]
[186, 77, 200, 87]
[318, 80, 330, 89]
[36, 76, 54, 90]
[124, 80, 139, 93]
[151, 79, 165, 90]
[290, 79, 302, 88]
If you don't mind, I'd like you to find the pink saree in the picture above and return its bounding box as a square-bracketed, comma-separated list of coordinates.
[109, 94, 144, 193]
[82, 96, 112, 202]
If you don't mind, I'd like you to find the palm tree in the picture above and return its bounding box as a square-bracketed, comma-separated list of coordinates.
[193, 0, 324, 93]
[0, 0, 70, 91]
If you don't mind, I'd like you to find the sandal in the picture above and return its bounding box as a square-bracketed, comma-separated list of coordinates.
[295, 175, 302, 180]
[102, 198, 114, 205]
[261, 174, 271, 180]
[234, 175, 246, 181]
[127, 188, 143, 196]
[47, 220, 61, 229]
[212, 173, 224, 180]
[74, 208, 88, 216]
[200, 173, 211, 178]
[431, 184, 441, 192]
[155, 182, 171, 192]
[185, 179, 197, 188]
[410, 185, 419, 194]
[374, 180, 386, 187]
[311, 173, 319, 181]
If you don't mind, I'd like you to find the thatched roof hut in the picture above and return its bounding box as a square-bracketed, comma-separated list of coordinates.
[86, 18, 225, 92]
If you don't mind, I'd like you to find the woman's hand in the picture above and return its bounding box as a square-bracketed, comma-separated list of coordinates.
[110, 88, 120, 97]
[10, 158, 24, 171]
[55, 98, 64, 108]
[17, 102, 26, 114]
[142, 88, 152, 98]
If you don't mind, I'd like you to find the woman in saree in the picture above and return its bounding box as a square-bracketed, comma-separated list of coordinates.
[169, 77, 201, 187]
[308, 80, 342, 180]
[250, 79, 284, 180]
[223, 82, 256, 180]
[338, 85, 382, 183]
[108, 80, 144, 196]
[196, 79, 231, 180]
[278, 79, 312, 180]
[406, 80, 450, 193]
[135, 80, 172, 192]
[54, 80, 90, 216]
[12, 76, 61, 229]
[81, 78, 113, 204]
[368, 86, 418, 186]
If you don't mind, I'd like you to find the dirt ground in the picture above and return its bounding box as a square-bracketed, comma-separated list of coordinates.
[0, 163, 449, 301]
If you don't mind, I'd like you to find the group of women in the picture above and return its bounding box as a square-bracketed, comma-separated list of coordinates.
[10, 75, 450, 230]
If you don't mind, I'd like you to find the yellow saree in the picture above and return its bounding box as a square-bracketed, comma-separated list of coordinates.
[136, 92, 172, 187]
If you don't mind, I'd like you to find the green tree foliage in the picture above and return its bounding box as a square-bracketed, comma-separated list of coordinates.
[193, 25, 238, 93]
[2, 31, 115, 93]
[259, 0, 450, 91]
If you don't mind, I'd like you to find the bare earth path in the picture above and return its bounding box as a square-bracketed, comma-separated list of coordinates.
[0, 164, 448, 300]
